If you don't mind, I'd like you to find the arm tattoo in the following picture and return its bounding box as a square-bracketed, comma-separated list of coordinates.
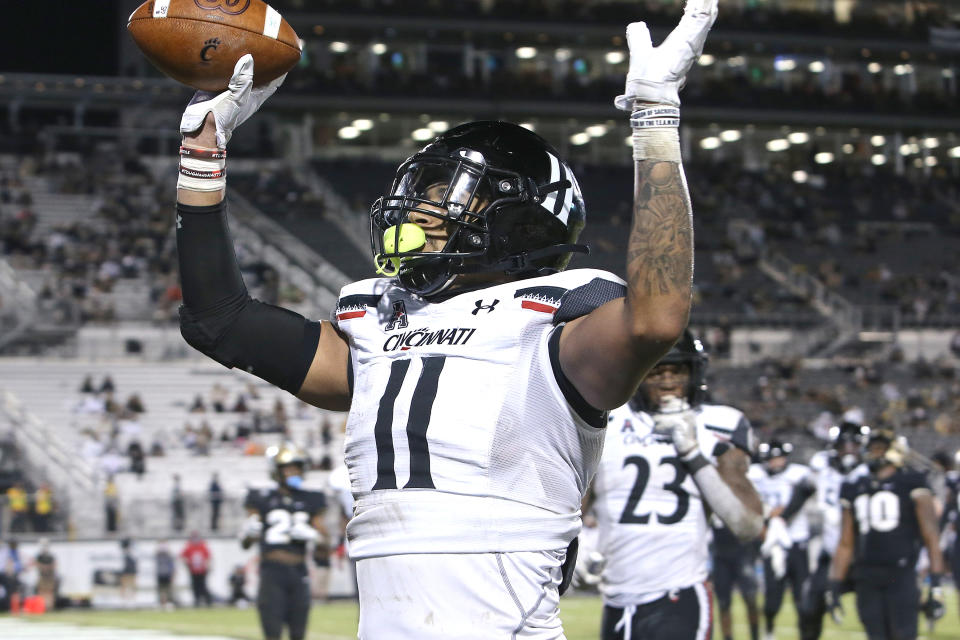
[627, 161, 693, 297]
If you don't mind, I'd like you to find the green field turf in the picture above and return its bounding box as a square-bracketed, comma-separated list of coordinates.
[11, 589, 960, 639]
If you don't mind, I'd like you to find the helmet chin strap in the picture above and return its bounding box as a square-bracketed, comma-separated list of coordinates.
[452, 243, 589, 275]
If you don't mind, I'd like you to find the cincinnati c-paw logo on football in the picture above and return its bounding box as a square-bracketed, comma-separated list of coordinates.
[383, 327, 477, 352]
[194, 0, 251, 15]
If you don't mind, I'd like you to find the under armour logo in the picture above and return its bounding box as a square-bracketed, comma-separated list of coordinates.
[472, 299, 499, 315]
[385, 300, 409, 331]
[176, 214, 182, 229]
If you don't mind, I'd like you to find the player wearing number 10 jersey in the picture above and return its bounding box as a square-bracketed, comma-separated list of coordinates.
[241, 444, 328, 640]
[585, 331, 763, 640]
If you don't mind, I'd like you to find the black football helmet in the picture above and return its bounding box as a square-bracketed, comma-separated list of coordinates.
[865, 427, 906, 473]
[828, 421, 869, 473]
[629, 329, 709, 412]
[758, 439, 793, 475]
[370, 121, 588, 297]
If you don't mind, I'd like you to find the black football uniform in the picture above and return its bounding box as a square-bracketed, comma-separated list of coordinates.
[711, 516, 759, 613]
[245, 487, 327, 640]
[944, 471, 960, 583]
[840, 469, 929, 640]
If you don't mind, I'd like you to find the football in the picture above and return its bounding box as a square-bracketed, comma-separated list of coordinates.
[127, 0, 301, 91]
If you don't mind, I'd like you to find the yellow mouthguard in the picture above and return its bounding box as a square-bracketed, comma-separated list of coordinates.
[374, 223, 427, 276]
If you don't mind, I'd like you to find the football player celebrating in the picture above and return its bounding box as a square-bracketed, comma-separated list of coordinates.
[749, 440, 816, 640]
[585, 331, 763, 640]
[801, 422, 868, 640]
[175, 1, 718, 636]
[241, 444, 328, 640]
[827, 428, 946, 640]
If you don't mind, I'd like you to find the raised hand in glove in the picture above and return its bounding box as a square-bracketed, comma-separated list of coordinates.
[825, 580, 844, 624]
[651, 396, 698, 457]
[180, 54, 286, 148]
[615, 0, 719, 110]
[240, 514, 263, 540]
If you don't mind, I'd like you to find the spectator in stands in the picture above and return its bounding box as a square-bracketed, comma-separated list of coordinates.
[6, 483, 28, 533]
[99, 375, 115, 394]
[180, 532, 212, 607]
[210, 383, 228, 413]
[104, 475, 119, 533]
[155, 539, 176, 609]
[195, 421, 213, 456]
[208, 472, 223, 532]
[79, 375, 95, 394]
[119, 538, 137, 604]
[128, 440, 146, 479]
[231, 394, 249, 413]
[33, 538, 57, 611]
[0, 539, 23, 612]
[32, 484, 54, 532]
[188, 394, 206, 413]
[125, 393, 146, 414]
[171, 474, 185, 532]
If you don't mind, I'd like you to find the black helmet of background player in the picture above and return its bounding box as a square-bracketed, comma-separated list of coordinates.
[267, 442, 308, 490]
[828, 421, 870, 473]
[758, 439, 793, 475]
[629, 329, 708, 413]
[370, 121, 588, 297]
[864, 427, 906, 474]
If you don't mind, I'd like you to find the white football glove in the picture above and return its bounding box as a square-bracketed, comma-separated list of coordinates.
[180, 54, 286, 149]
[651, 396, 699, 457]
[615, 0, 719, 110]
[240, 514, 263, 540]
[289, 519, 319, 543]
[760, 516, 792, 578]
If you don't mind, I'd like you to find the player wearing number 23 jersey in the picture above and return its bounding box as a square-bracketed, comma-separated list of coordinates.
[585, 331, 762, 640]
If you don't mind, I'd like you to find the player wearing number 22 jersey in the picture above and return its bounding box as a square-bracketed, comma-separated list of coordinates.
[585, 331, 762, 640]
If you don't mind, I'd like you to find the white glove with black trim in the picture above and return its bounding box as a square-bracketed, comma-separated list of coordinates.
[615, 0, 718, 110]
[651, 396, 699, 457]
[180, 54, 286, 149]
[240, 514, 263, 540]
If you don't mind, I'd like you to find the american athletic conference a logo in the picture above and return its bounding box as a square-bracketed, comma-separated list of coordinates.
[194, 0, 251, 15]
[385, 300, 409, 331]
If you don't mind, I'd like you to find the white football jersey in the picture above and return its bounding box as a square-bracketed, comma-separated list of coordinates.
[592, 403, 753, 605]
[332, 269, 626, 559]
[809, 452, 867, 555]
[748, 462, 812, 543]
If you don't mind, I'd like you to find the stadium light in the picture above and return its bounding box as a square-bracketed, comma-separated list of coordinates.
[698, 54, 715, 66]
[792, 170, 808, 183]
[923, 138, 939, 149]
[925, 156, 938, 167]
[950, 146, 960, 158]
[774, 58, 797, 72]
[428, 121, 449, 133]
[411, 128, 434, 141]
[893, 64, 913, 75]
[352, 119, 374, 131]
[570, 132, 591, 146]
[554, 48, 572, 62]
[766, 139, 790, 152]
[871, 154, 886, 165]
[788, 132, 810, 144]
[624, 136, 634, 147]
[870, 135, 886, 146]
[808, 61, 825, 73]
[330, 41, 349, 53]
[943, 69, 955, 79]
[727, 56, 745, 67]
[586, 124, 608, 137]
[338, 126, 360, 140]
[814, 152, 834, 164]
[867, 62, 882, 74]
[899, 144, 912, 155]
[720, 129, 741, 142]
[842, 144, 855, 154]
[604, 51, 626, 65]
[370, 43, 387, 55]
[699, 137, 721, 150]
[516, 47, 537, 59]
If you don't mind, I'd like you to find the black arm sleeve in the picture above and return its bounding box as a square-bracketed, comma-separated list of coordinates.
[781, 480, 816, 522]
[176, 201, 321, 394]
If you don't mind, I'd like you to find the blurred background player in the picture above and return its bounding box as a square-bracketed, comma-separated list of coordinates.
[749, 440, 816, 640]
[585, 330, 763, 640]
[711, 515, 760, 640]
[802, 422, 869, 640]
[241, 443, 328, 640]
[943, 451, 960, 624]
[828, 428, 945, 640]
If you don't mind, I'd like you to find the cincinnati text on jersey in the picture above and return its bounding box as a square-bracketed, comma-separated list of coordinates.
[382, 327, 478, 352]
